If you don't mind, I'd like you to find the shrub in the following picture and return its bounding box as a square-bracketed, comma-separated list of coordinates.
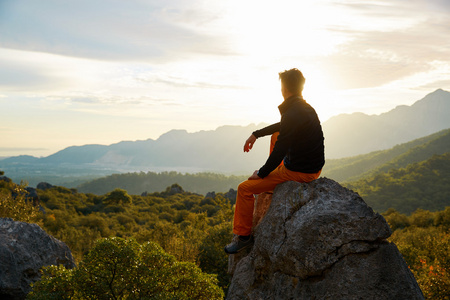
[0, 184, 41, 223]
[28, 237, 223, 300]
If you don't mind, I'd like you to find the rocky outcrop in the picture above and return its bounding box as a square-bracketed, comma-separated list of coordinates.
[36, 182, 53, 191]
[224, 188, 237, 203]
[227, 178, 424, 300]
[0, 176, 12, 183]
[0, 218, 75, 300]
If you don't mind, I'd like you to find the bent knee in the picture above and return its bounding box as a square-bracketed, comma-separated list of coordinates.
[238, 180, 254, 193]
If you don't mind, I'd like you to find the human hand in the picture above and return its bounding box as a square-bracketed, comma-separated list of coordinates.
[244, 134, 257, 152]
[248, 170, 261, 180]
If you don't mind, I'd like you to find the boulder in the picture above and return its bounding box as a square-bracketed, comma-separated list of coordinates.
[205, 191, 216, 199]
[0, 218, 75, 300]
[0, 176, 12, 183]
[36, 182, 53, 191]
[24, 187, 39, 205]
[227, 178, 424, 299]
[166, 184, 184, 195]
[224, 188, 237, 203]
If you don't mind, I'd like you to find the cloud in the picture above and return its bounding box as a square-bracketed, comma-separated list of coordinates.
[0, 55, 66, 92]
[316, 0, 450, 89]
[419, 80, 450, 91]
[136, 75, 250, 90]
[70, 97, 101, 104]
[0, 0, 234, 62]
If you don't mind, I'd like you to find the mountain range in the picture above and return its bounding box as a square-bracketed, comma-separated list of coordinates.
[75, 127, 450, 200]
[0, 89, 449, 187]
[322, 88, 450, 158]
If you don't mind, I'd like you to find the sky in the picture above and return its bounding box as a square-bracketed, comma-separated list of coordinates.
[0, 0, 449, 157]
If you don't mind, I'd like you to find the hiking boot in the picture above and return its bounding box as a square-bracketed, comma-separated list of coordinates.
[224, 235, 254, 254]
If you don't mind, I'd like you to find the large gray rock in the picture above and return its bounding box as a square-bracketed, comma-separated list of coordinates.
[227, 178, 424, 299]
[0, 218, 75, 300]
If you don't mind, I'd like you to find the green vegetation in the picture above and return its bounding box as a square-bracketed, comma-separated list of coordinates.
[1, 125, 449, 299]
[27, 237, 224, 300]
[323, 128, 450, 182]
[345, 153, 450, 214]
[1, 174, 233, 297]
[77, 171, 247, 195]
[384, 208, 450, 299]
[0, 175, 41, 224]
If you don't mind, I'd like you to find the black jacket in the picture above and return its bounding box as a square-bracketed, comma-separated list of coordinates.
[253, 96, 325, 178]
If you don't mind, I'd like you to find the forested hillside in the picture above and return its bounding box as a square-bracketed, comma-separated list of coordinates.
[77, 171, 247, 195]
[75, 129, 450, 217]
[345, 153, 450, 214]
[322, 128, 450, 182]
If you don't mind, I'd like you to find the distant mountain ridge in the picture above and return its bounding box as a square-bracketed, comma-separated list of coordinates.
[76, 128, 450, 196]
[0, 124, 272, 179]
[323, 89, 450, 158]
[1, 89, 449, 186]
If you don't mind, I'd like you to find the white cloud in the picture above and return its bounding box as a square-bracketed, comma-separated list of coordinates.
[308, 0, 450, 89]
[0, 0, 234, 62]
[0, 0, 449, 156]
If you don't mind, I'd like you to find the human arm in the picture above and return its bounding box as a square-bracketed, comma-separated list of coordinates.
[252, 122, 280, 138]
[257, 116, 296, 178]
[244, 122, 281, 152]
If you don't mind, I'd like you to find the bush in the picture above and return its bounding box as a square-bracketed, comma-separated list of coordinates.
[28, 237, 223, 300]
[0, 184, 41, 223]
[103, 188, 132, 206]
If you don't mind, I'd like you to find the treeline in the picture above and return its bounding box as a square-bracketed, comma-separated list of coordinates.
[77, 152, 450, 216]
[345, 152, 450, 214]
[77, 171, 247, 195]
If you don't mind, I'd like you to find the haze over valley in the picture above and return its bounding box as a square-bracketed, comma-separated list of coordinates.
[1, 88, 449, 189]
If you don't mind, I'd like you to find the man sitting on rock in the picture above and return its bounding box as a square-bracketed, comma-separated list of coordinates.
[224, 68, 325, 254]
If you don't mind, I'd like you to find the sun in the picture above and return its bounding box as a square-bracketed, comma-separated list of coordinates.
[222, 0, 348, 59]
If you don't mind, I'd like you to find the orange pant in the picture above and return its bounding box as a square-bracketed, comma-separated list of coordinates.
[233, 133, 321, 236]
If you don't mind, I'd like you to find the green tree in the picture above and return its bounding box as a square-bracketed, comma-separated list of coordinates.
[103, 188, 132, 206]
[199, 222, 233, 293]
[28, 237, 223, 300]
[383, 208, 410, 231]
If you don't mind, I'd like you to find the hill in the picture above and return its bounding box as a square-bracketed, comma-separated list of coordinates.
[323, 89, 450, 158]
[344, 152, 450, 214]
[322, 128, 450, 182]
[77, 171, 246, 195]
[76, 128, 449, 204]
[0, 124, 270, 187]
